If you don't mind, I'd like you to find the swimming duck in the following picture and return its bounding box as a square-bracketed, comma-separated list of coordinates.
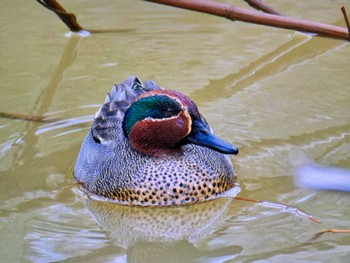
[74, 76, 239, 206]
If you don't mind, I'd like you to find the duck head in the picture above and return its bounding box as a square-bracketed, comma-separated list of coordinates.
[122, 90, 239, 157]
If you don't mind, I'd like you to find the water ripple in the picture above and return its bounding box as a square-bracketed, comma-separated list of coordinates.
[35, 115, 94, 136]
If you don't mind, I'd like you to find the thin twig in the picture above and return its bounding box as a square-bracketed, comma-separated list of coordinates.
[244, 0, 282, 16]
[341, 6, 350, 41]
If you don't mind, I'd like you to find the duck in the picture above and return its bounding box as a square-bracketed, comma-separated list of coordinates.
[74, 76, 239, 206]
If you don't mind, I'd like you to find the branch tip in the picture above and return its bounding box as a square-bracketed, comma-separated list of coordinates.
[341, 6, 350, 41]
[37, 0, 83, 32]
[244, 0, 282, 16]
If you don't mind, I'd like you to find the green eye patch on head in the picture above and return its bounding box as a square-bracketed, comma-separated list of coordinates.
[122, 95, 182, 137]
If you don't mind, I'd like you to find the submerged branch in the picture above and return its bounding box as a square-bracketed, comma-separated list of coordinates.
[235, 196, 320, 223]
[307, 229, 350, 242]
[0, 111, 59, 123]
[145, 0, 349, 41]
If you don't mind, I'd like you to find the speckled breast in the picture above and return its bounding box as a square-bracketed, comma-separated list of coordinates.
[75, 131, 237, 206]
[105, 149, 236, 206]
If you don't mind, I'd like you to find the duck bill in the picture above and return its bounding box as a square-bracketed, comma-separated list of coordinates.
[187, 119, 239, 155]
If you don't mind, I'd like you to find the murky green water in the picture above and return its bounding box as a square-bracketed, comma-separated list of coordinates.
[1, 1, 349, 262]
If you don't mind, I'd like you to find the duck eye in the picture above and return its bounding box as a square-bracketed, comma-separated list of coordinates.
[163, 107, 176, 117]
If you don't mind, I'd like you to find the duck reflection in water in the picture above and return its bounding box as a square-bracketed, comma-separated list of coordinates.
[78, 188, 243, 262]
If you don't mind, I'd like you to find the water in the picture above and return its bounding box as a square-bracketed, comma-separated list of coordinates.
[1, 1, 349, 262]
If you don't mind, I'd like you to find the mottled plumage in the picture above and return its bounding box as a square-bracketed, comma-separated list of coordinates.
[74, 77, 238, 206]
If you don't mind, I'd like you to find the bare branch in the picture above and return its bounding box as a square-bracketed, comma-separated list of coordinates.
[145, 0, 349, 41]
[341, 6, 350, 41]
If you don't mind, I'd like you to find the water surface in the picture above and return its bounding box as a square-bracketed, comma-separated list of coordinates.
[1, 1, 349, 262]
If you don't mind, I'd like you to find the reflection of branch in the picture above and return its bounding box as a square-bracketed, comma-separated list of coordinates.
[244, 0, 282, 15]
[0, 111, 59, 123]
[35, 36, 81, 116]
[191, 34, 342, 103]
[0, 37, 80, 124]
[146, 0, 349, 41]
[37, 0, 83, 32]
[7, 36, 81, 167]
